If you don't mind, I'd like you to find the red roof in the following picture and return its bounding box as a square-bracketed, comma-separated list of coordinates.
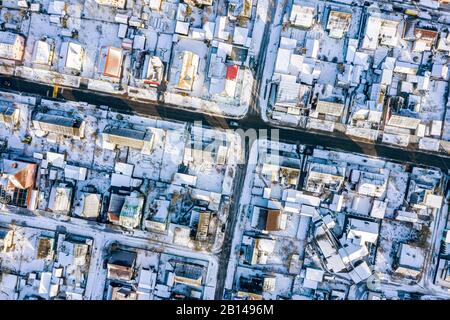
[226, 65, 239, 80]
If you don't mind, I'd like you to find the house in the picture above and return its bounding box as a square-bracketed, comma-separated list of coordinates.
[305, 38, 319, 59]
[61, 42, 84, 71]
[361, 15, 400, 50]
[170, 260, 206, 288]
[102, 126, 154, 152]
[236, 275, 264, 300]
[265, 209, 287, 232]
[243, 235, 275, 265]
[32, 113, 85, 138]
[0, 105, 19, 125]
[145, 199, 170, 232]
[305, 162, 346, 193]
[326, 11, 352, 39]
[413, 27, 438, 52]
[338, 241, 369, 265]
[94, 0, 126, 8]
[303, 267, 324, 290]
[289, 5, 315, 29]
[346, 218, 379, 245]
[233, 27, 248, 46]
[227, 0, 253, 19]
[137, 268, 157, 298]
[395, 210, 419, 223]
[394, 243, 425, 278]
[174, 51, 200, 91]
[0, 159, 37, 208]
[184, 0, 213, 6]
[78, 193, 101, 219]
[119, 191, 144, 229]
[111, 285, 138, 300]
[349, 261, 372, 284]
[48, 184, 73, 214]
[195, 210, 212, 241]
[107, 192, 127, 224]
[32, 40, 54, 66]
[370, 200, 387, 219]
[356, 169, 389, 198]
[0, 31, 25, 61]
[273, 81, 311, 114]
[107, 249, 137, 281]
[37, 236, 54, 259]
[103, 47, 123, 78]
[143, 55, 164, 86]
[64, 165, 87, 181]
[315, 100, 345, 121]
[173, 173, 197, 187]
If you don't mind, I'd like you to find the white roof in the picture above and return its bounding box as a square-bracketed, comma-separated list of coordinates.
[203, 21, 215, 40]
[347, 218, 379, 244]
[284, 201, 300, 214]
[233, 26, 248, 45]
[175, 21, 190, 35]
[47, 151, 65, 168]
[215, 16, 229, 40]
[370, 200, 387, 219]
[283, 189, 321, 206]
[339, 242, 369, 265]
[396, 210, 419, 223]
[33, 40, 52, 65]
[394, 61, 418, 75]
[349, 262, 372, 284]
[289, 4, 315, 28]
[388, 115, 421, 130]
[173, 173, 197, 187]
[431, 120, 443, 136]
[64, 42, 83, 71]
[133, 35, 146, 50]
[275, 48, 292, 74]
[64, 165, 87, 181]
[305, 38, 319, 59]
[424, 193, 443, 209]
[114, 162, 134, 176]
[39, 272, 52, 296]
[381, 69, 393, 85]
[48, 0, 65, 15]
[305, 267, 324, 282]
[326, 253, 346, 272]
[111, 173, 132, 187]
[49, 186, 72, 213]
[300, 204, 316, 217]
[398, 243, 424, 270]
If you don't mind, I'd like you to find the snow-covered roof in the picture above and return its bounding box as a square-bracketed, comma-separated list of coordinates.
[48, 185, 72, 213]
[349, 261, 372, 284]
[63, 42, 84, 71]
[233, 26, 248, 46]
[32, 40, 53, 65]
[173, 173, 197, 187]
[289, 4, 315, 28]
[370, 200, 387, 219]
[424, 193, 443, 209]
[397, 243, 424, 271]
[347, 218, 379, 245]
[64, 165, 87, 181]
[0, 31, 24, 61]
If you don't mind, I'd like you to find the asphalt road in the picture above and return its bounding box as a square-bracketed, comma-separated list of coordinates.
[1, 76, 450, 171]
